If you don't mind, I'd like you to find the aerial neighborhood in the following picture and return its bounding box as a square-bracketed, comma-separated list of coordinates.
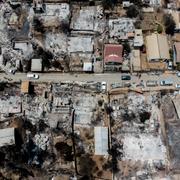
[0, 0, 180, 179]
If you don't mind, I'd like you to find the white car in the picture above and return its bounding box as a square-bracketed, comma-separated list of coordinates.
[101, 81, 107, 91]
[177, 72, 180, 77]
[176, 84, 180, 88]
[27, 73, 39, 79]
[9, 69, 16, 74]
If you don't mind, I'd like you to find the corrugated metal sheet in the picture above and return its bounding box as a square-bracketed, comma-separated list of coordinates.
[94, 127, 108, 155]
[31, 59, 42, 72]
[132, 50, 141, 72]
[21, 81, 29, 93]
[158, 34, 170, 59]
[83, 62, 92, 71]
[146, 34, 170, 61]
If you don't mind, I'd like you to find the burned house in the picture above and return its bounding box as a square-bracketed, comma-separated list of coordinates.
[33, 3, 70, 29]
[70, 5, 106, 34]
[68, 36, 94, 72]
[108, 18, 135, 41]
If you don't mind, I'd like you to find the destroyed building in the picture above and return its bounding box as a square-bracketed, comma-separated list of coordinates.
[68, 36, 94, 72]
[108, 18, 135, 41]
[109, 92, 168, 179]
[70, 5, 106, 34]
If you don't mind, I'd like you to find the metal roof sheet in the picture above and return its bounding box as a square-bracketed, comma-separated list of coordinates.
[0, 128, 15, 147]
[94, 127, 108, 155]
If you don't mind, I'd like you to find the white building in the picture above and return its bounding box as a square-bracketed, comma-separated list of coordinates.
[122, 1, 132, 8]
[31, 58, 42, 72]
[83, 62, 93, 72]
[149, 0, 161, 6]
[134, 29, 143, 47]
[143, 0, 161, 6]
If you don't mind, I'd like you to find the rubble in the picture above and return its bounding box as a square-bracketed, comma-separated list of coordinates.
[122, 134, 166, 162]
[34, 133, 50, 151]
[0, 0, 179, 179]
[108, 18, 135, 40]
[44, 32, 68, 57]
[70, 5, 106, 33]
[109, 92, 169, 179]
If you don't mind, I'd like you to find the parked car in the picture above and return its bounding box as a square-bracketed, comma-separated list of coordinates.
[111, 83, 123, 89]
[9, 69, 16, 75]
[177, 72, 180, 77]
[146, 80, 158, 87]
[160, 80, 173, 86]
[121, 75, 131, 80]
[27, 73, 39, 79]
[175, 84, 180, 88]
[123, 82, 131, 87]
[101, 81, 107, 92]
[167, 61, 173, 70]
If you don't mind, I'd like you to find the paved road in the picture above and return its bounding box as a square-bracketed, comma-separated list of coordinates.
[0, 72, 180, 92]
[1, 72, 179, 84]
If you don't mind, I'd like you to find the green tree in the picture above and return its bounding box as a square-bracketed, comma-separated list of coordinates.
[176, 63, 180, 71]
[157, 24, 163, 34]
[33, 17, 45, 33]
[126, 5, 139, 18]
[130, 0, 143, 7]
[169, 49, 173, 59]
[123, 42, 131, 54]
[60, 20, 70, 34]
[78, 154, 96, 177]
[102, 0, 117, 9]
[164, 15, 176, 35]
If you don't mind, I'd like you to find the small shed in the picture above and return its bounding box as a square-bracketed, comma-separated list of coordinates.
[83, 62, 93, 72]
[31, 58, 42, 72]
[94, 127, 108, 155]
[21, 81, 30, 94]
[0, 128, 15, 147]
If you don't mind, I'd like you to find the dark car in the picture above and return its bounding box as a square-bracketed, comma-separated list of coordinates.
[121, 75, 131, 80]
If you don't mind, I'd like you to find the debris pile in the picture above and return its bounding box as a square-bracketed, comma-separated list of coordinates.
[34, 134, 50, 151]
